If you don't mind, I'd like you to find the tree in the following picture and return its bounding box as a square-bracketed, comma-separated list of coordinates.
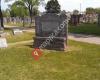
[73, 10, 79, 15]
[0, 0, 14, 30]
[2, 9, 10, 17]
[14, 0, 44, 26]
[10, 1, 28, 17]
[45, 0, 61, 13]
[86, 7, 95, 14]
[95, 8, 100, 14]
[0, 0, 4, 30]
[9, 1, 29, 27]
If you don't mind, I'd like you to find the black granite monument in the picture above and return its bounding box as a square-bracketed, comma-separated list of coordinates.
[33, 0, 68, 50]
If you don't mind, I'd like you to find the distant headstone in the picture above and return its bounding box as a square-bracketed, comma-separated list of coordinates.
[0, 32, 10, 37]
[71, 14, 80, 26]
[0, 38, 8, 48]
[13, 29, 23, 35]
[98, 14, 100, 25]
[34, 13, 68, 50]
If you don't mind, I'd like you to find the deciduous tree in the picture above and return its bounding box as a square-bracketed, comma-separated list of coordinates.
[45, 0, 61, 13]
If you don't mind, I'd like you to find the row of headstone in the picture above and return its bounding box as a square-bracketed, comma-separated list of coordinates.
[82, 14, 98, 23]
[3, 17, 35, 24]
[70, 14, 80, 26]
[70, 14, 98, 26]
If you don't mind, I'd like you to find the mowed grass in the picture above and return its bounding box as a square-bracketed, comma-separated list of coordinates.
[3, 29, 34, 43]
[0, 40, 100, 80]
[3, 28, 34, 43]
[5, 22, 35, 27]
[69, 23, 100, 36]
[6, 32, 34, 43]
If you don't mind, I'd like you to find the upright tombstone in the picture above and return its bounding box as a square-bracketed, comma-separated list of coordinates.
[98, 14, 100, 25]
[0, 38, 8, 48]
[71, 14, 80, 26]
[34, 0, 68, 51]
[34, 13, 68, 50]
[12, 28, 23, 35]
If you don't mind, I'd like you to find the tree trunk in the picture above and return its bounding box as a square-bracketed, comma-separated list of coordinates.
[29, 8, 33, 27]
[22, 17, 25, 27]
[0, 0, 4, 30]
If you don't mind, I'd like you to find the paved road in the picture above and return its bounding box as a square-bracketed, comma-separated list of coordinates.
[68, 33, 100, 45]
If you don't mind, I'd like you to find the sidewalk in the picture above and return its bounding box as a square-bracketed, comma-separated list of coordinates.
[68, 33, 100, 45]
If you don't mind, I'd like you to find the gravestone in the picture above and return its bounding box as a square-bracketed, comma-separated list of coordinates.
[0, 31, 10, 37]
[0, 32, 10, 37]
[71, 14, 80, 26]
[98, 14, 100, 25]
[0, 38, 8, 48]
[13, 28, 23, 35]
[34, 13, 68, 50]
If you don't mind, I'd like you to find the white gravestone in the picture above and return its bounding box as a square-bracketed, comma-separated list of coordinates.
[0, 38, 8, 48]
[13, 29, 23, 35]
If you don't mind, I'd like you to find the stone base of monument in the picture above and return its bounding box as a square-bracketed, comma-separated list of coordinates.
[33, 37, 67, 51]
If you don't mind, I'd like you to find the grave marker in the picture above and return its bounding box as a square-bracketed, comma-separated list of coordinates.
[13, 29, 23, 35]
[0, 38, 8, 48]
[34, 13, 68, 50]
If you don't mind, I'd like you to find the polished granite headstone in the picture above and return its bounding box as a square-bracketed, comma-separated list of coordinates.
[34, 13, 68, 50]
[71, 14, 80, 26]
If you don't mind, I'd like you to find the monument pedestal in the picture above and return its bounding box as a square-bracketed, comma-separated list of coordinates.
[34, 37, 67, 51]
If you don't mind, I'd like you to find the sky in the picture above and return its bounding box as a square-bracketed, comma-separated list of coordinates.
[1, 0, 100, 12]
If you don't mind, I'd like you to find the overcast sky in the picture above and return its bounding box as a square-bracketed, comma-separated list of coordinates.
[1, 0, 100, 12]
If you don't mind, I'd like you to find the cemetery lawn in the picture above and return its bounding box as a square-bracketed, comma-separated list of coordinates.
[0, 40, 100, 80]
[6, 32, 34, 43]
[69, 23, 100, 36]
[5, 22, 34, 27]
[5, 23, 23, 27]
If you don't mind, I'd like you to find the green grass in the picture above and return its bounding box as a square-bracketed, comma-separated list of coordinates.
[6, 32, 34, 43]
[5, 22, 23, 27]
[0, 40, 100, 80]
[5, 22, 35, 27]
[1, 28, 34, 43]
[69, 23, 100, 36]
